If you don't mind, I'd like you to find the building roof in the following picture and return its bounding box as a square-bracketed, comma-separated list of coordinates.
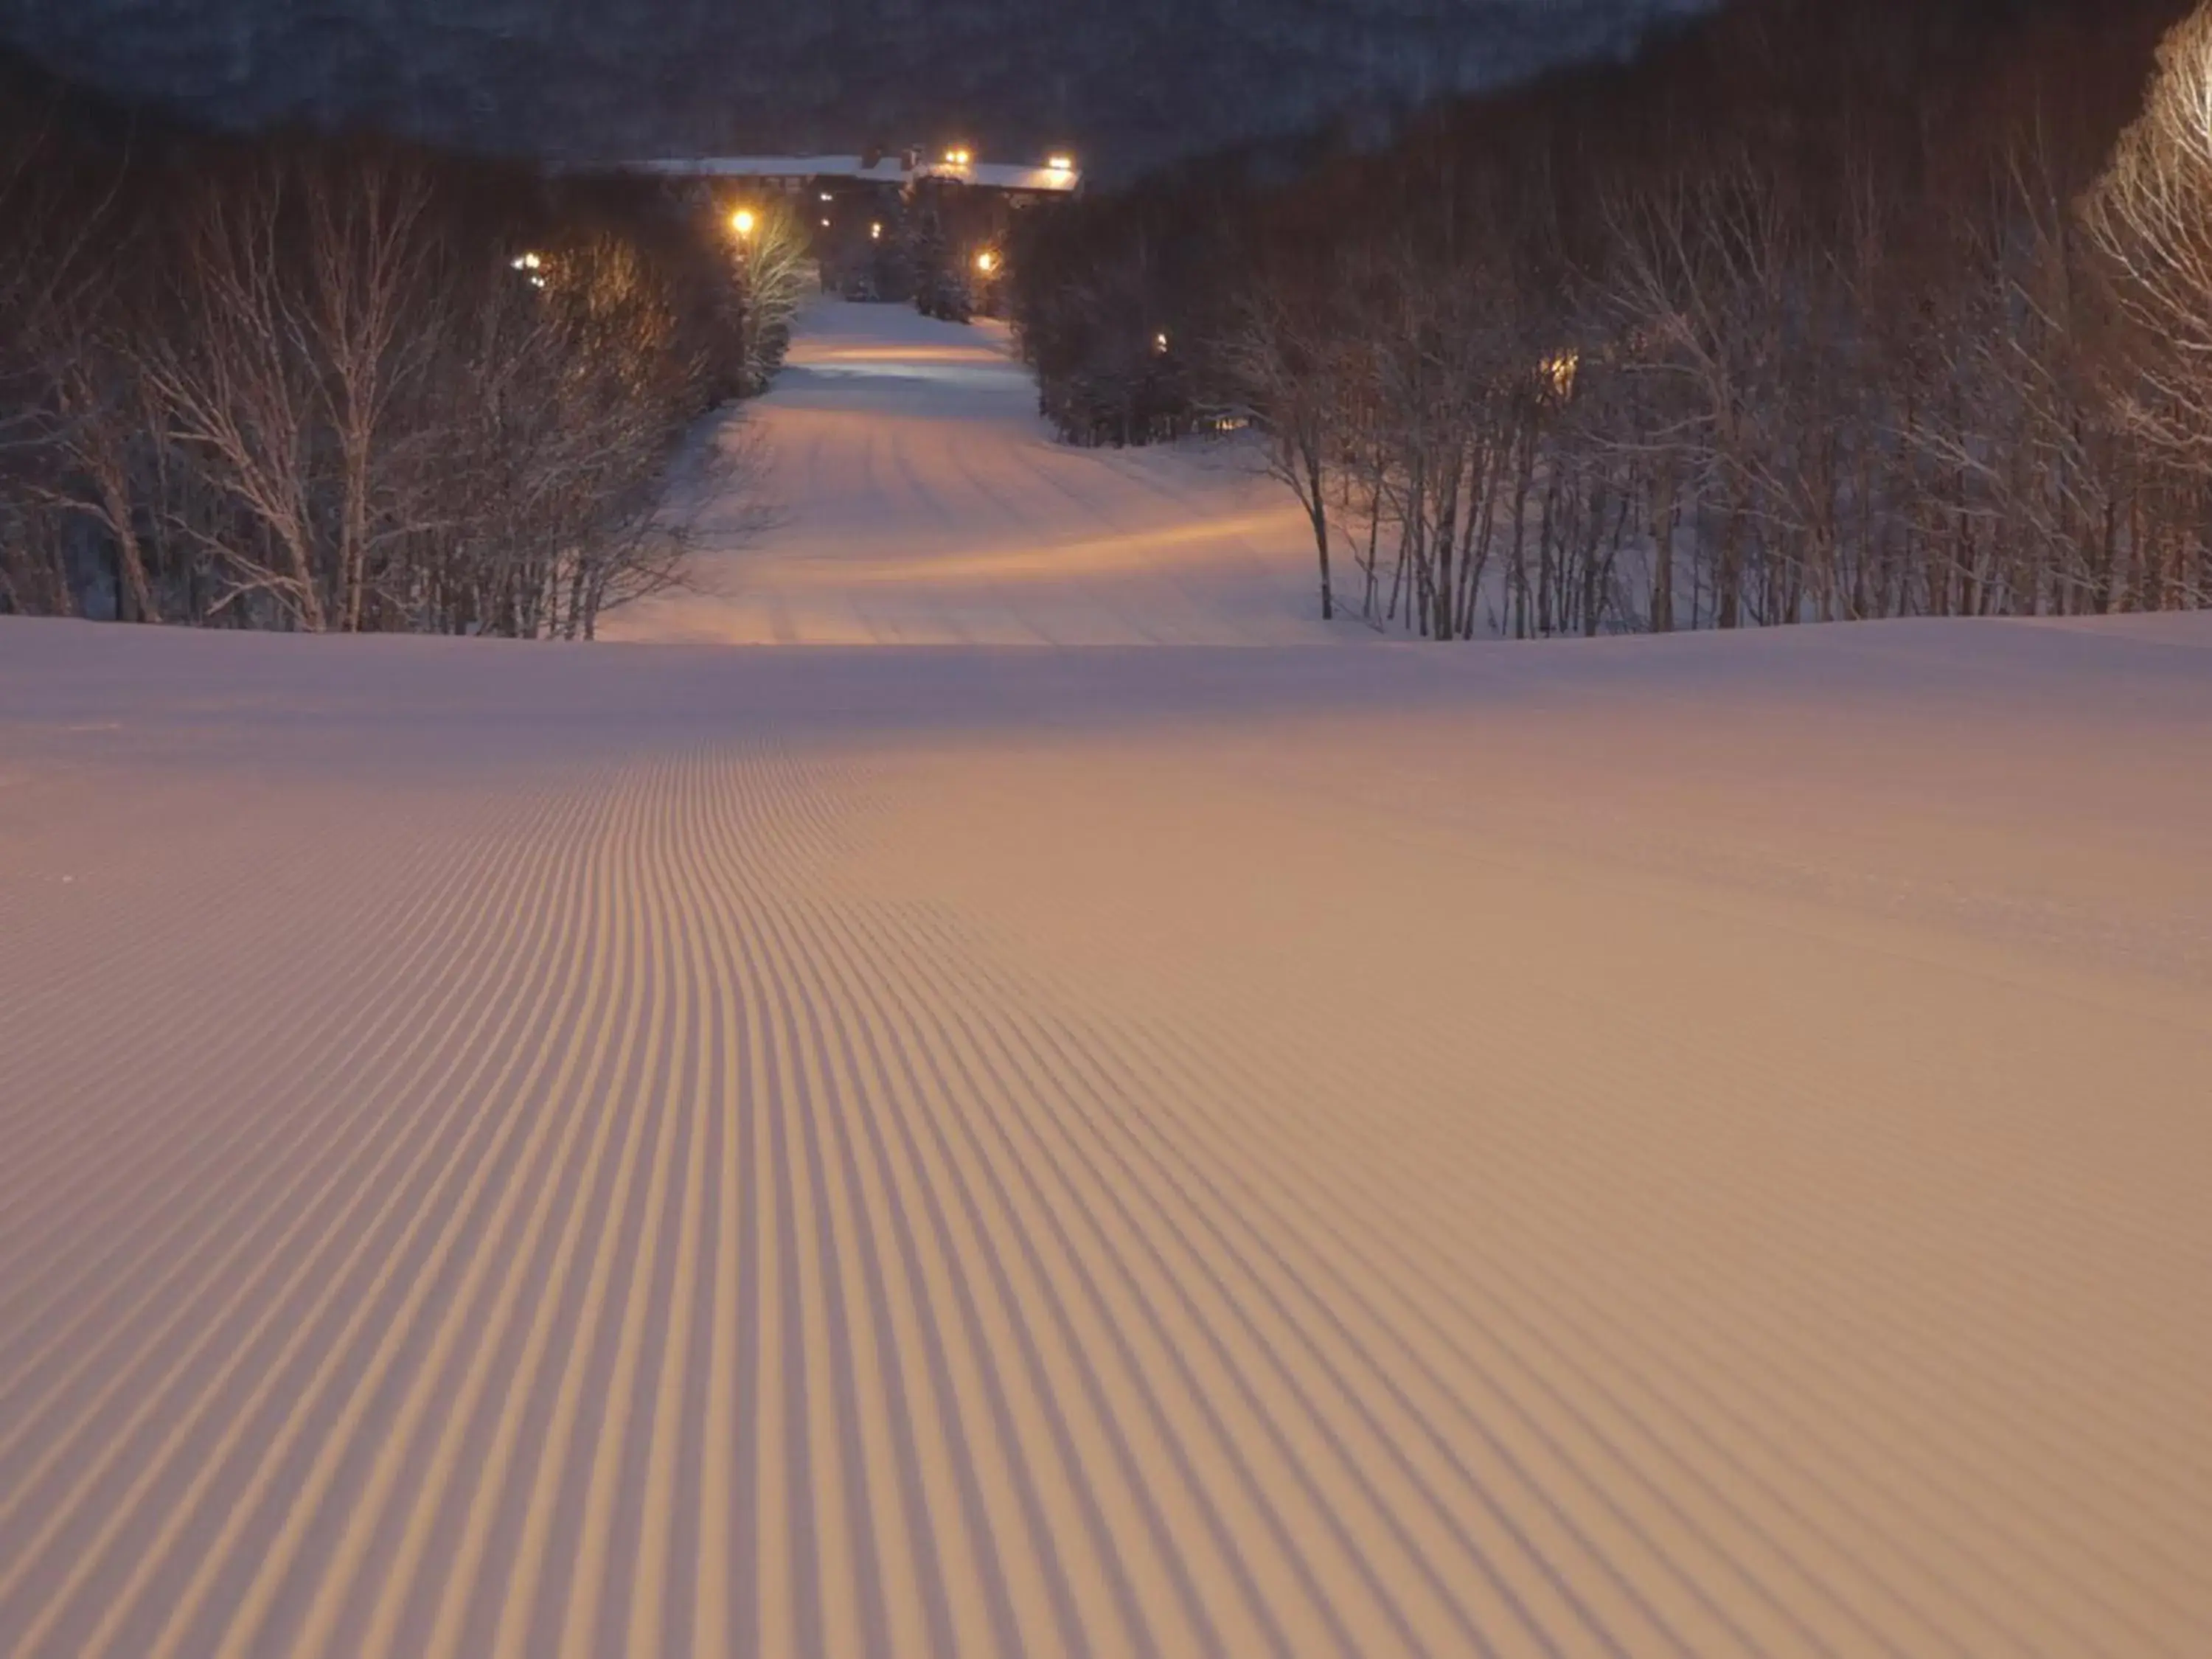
[622, 153, 1082, 193]
[950, 161, 1079, 193]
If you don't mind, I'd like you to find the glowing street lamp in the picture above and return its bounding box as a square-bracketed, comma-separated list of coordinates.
[1047, 153, 1074, 173]
[944, 147, 973, 167]
[975, 250, 999, 275]
[731, 207, 757, 238]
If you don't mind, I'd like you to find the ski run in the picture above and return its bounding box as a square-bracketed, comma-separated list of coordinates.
[1, 302, 2208, 1658]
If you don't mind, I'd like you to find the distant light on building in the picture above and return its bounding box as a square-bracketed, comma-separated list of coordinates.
[821, 191, 834, 201]
[1047, 153, 1074, 173]
[823, 218, 832, 227]
[509, 251, 544, 271]
[1155, 331, 1170, 353]
[870, 221, 883, 240]
[945, 147, 973, 167]
[975, 250, 998, 274]
[731, 208, 757, 237]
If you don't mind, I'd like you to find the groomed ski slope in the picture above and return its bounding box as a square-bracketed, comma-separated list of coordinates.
[1, 302, 2210, 1659]
[602, 302, 1331, 646]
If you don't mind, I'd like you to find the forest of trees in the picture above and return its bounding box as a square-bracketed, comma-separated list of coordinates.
[0, 58, 799, 635]
[1013, 0, 2212, 636]
[17, 0, 2212, 640]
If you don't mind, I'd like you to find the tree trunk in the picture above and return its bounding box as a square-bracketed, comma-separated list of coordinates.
[1301, 442, 1333, 622]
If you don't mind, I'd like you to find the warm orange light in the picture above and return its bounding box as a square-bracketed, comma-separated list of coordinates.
[731, 208, 757, 237]
[1047, 153, 1074, 173]
[975, 250, 998, 274]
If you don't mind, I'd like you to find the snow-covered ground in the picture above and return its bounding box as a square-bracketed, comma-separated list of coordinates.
[1, 304, 2210, 1659]
[603, 301, 1332, 645]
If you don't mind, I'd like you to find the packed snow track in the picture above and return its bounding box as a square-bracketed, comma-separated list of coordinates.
[602, 300, 1327, 646]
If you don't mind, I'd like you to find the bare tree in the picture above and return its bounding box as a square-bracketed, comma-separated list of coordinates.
[24, 278, 167, 622]
[2090, 5, 2212, 466]
[731, 200, 813, 395]
[305, 153, 439, 631]
[145, 164, 333, 628]
[1224, 269, 1345, 619]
